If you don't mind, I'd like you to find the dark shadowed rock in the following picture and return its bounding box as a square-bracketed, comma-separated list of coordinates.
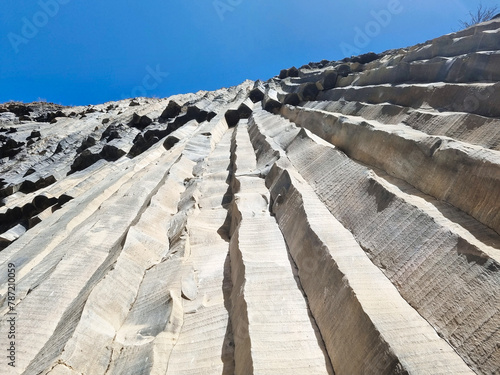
[77, 136, 97, 153]
[23, 168, 36, 177]
[144, 129, 169, 143]
[21, 203, 37, 219]
[129, 113, 153, 130]
[19, 175, 56, 194]
[299, 82, 319, 101]
[263, 91, 283, 114]
[69, 150, 102, 174]
[249, 87, 265, 103]
[186, 106, 202, 121]
[0, 137, 25, 158]
[322, 71, 338, 90]
[100, 144, 126, 162]
[163, 136, 180, 150]
[194, 109, 210, 123]
[54, 142, 64, 154]
[351, 52, 380, 64]
[34, 110, 66, 123]
[0, 208, 20, 230]
[45, 193, 74, 213]
[33, 195, 58, 211]
[225, 110, 240, 128]
[101, 125, 124, 142]
[129, 128, 170, 158]
[57, 194, 73, 206]
[27, 130, 41, 140]
[237, 103, 252, 119]
[2, 207, 22, 225]
[206, 112, 217, 122]
[128, 134, 149, 158]
[287, 67, 299, 77]
[284, 93, 301, 106]
[167, 105, 207, 130]
[279, 67, 299, 79]
[3, 104, 32, 117]
[337, 64, 352, 77]
[160, 101, 182, 122]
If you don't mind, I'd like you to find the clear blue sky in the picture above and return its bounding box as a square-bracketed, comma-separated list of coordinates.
[0, 0, 497, 106]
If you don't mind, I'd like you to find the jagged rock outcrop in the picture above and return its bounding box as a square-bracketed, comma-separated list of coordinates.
[0, 18, 499, 375]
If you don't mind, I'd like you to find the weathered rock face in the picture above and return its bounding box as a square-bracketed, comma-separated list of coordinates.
[1, 18, 500, 375]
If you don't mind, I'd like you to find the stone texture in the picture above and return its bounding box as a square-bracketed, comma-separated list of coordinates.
[0, 19, 499, 375]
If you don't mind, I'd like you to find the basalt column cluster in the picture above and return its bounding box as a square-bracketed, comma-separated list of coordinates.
[0, 18, 499, 375]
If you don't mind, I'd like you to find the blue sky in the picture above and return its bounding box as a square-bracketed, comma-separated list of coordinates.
[0, 0, 497, 105]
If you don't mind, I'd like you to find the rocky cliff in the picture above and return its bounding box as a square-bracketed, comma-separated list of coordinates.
[0, 17, 499, 375]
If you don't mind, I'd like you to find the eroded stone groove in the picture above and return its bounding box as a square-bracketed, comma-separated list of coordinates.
[0, 18, 499, 375]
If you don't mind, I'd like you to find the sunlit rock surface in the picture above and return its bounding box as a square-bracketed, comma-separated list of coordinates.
[0, 18, 499, 375]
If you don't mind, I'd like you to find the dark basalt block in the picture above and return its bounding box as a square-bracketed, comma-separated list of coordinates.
[299, 82, 319, 101]
[237, 103, 252, 119]
[163, 136, 180, 150]
[284, 93, 301, 106]
[128, 134, 149, 158]
[0, 137, 25, 158]
[249, 87, 265, 103]
[287, 66, 299, 77]
[33, 195, 58, 211]
[2, 104, 33, 117]
[27, 130, 41, 140]
[322, 71, 338, 90]
[279, 69, 288, 79]
[34, 110, 66, 123]
[101, 125, 123, 142]
[77, 136, 97, 153]
[279, 67, 299, 79]
[336, 64, 352, 77]
[263, 98, 282, 114]
[57, 194, 73, 206]
[19, 175, 57, 194]
[129, 113, 153, 130]
[206, 112, 217, 122]
[225, 109, 240, 128]
[351, 52, 380, 64]
[100, 144, 126, 162]
[160, 101, 182, 122]
[69, 150, 102, 174]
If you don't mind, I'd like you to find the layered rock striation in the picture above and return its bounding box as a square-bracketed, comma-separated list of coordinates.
[0, 18, 499, 375]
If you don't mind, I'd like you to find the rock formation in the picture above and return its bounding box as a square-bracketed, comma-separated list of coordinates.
[0, 18, 499, 375]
